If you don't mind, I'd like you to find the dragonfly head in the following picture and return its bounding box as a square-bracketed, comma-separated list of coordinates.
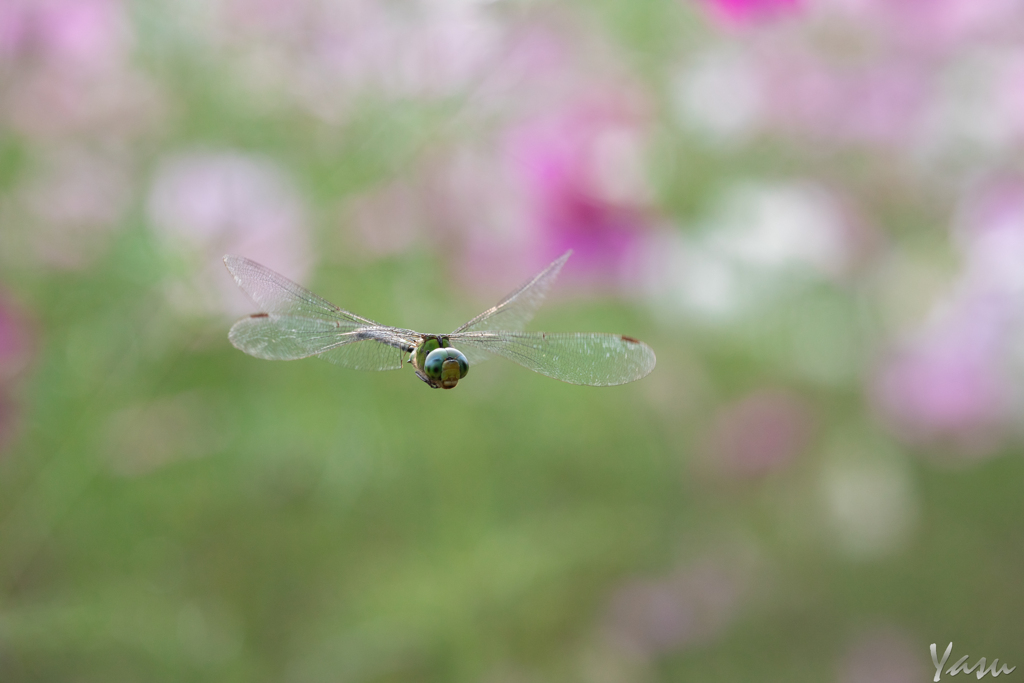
[423, 346, 469, 389]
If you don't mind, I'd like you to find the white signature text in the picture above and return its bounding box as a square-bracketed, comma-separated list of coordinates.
[932, 643, 1016, 681]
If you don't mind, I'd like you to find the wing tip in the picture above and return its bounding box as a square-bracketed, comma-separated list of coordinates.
[627, 337, 656, 383]
[223, 254, 242, 277]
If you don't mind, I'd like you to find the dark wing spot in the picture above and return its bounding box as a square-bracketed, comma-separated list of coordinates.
[251, 313, 269, 318]
[621, 335, 640, 344]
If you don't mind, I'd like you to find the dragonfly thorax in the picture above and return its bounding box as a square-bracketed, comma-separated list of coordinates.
[412, 336, 469, 389]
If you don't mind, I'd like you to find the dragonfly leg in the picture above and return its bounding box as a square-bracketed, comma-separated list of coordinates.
[413, 368, 439, 388]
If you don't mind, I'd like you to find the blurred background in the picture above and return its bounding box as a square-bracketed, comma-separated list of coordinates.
[2, 0, 1024, 680]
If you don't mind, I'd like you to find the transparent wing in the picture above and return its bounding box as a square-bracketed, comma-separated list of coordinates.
[224, 255, 381, 329]
[449, 331, 656, 386]
[228, 316, 415, 370]
[452, 251, 571, 335]
[224, 256, 419, 371]
[317, 336, 408, 370]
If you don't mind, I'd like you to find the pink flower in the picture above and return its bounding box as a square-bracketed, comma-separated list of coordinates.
[146, 151, 313, 317]
[698, 0, 802, 27]
[872, 302, 1011, 453]
[0, 0, 162, 141]
[829, 0, 1021, 54]
[0, 0, 130, 71]
[601, 553, 751, 658]
[213, 0, 501, 122]
[756, 49, 929, 147]
[702, 389, 814, 477]
[502, 96, 655, 288]
[873, 177, 1024, 456]
[16, 148, 133, 269]
[955, 176, 1024, 288]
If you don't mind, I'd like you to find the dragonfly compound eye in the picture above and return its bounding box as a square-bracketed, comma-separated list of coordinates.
[423, 347, 469, 389]
[414, 337, 442, 371]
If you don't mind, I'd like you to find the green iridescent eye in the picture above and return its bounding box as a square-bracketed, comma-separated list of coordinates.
[415, 337, 442, 371]
[423, 347, 469, 388]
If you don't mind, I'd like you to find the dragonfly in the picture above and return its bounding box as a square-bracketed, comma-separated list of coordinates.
[223, 251, 656, 389]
